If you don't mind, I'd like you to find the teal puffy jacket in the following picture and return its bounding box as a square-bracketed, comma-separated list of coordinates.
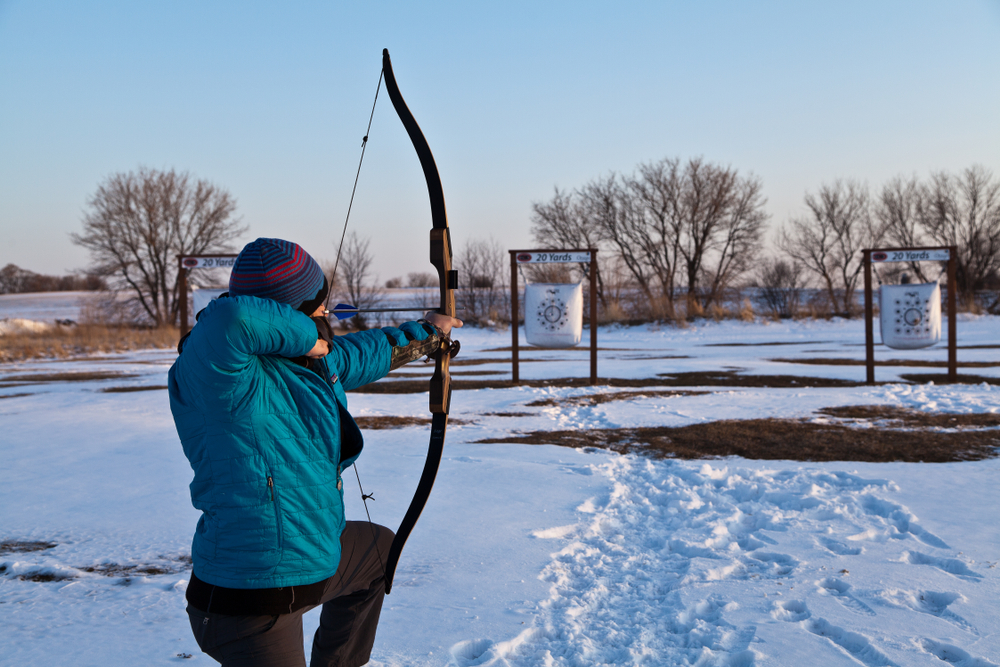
[168, 295, 426, 589]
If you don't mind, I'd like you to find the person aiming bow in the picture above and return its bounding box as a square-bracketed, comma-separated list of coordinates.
[168, 237, 461, 666]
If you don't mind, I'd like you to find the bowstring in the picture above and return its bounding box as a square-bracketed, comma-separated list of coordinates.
[329, 63, 389, 584]
[325, 67, 385, 311]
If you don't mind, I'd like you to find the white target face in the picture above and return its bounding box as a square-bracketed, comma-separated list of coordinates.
[524, 282, 584, 348]
[537, 294, 569, 330]
[879, 282, 941, 350]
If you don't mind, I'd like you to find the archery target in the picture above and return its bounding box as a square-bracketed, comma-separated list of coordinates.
[525, 283, 584, 348]
[879, 282, 942, 349]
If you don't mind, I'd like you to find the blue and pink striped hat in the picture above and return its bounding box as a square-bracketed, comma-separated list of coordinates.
[229, 238, 327, 310]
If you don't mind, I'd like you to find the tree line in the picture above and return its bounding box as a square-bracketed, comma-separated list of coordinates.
[0, 264, 105, 294]
[526, 158, 1000, 321]
[64, 163, 1000, 329]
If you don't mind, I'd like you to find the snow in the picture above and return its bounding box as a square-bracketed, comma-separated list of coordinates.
[1, 315, 999, 666]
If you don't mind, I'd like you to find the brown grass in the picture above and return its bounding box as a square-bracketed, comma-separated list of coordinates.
[772, 357, 1000, 368]
[817, 405, 1000, 428]
[0, 392, 33, 400]
[0, 371, 137, 383]
[0, 540, 57, 555]
[353, 416, 471, 429]
[354, 372, 865, 394]
[477, 410, 1000, 463]
[900, 373, 1000, 385]
[526, 390, 709, 408]
[0, 324, 179, 363]
[100, 385, 169, 393]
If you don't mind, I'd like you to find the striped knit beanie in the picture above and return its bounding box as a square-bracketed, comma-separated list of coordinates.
[229, 238, 327, 310]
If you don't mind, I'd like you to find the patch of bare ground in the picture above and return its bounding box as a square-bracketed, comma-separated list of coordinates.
[527, 390, 709, 408]
[818, 405, 1000, 429]
[0, 540, 57, 555]
[354, 372, 863, 394]
[476, 411, 536, 418]
[100, 385, 168, 393]
[0, 392, 34, 399]
[353, 416, 471, 429]
[479, 347, 677, 353]
[900, 373, 1000, 385]
[771, 357, 1000, 368]
[703, 341, 830, 347]
[0, 325, 179, 362]
[477, 415, 1000, 463]
[0, 371, 138, 383]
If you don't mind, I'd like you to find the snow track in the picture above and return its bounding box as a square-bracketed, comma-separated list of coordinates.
[447, 457, 998, 666]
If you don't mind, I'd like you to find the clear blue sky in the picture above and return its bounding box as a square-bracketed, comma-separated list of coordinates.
[2, 0, 998, 282]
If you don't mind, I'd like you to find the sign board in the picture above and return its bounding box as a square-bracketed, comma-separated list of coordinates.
[181, 256, 237, 269]
[870, 249, 950, 263]
[515, 251, 591, 264]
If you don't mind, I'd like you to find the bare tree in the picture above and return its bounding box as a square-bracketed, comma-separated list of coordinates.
[779, 180, 880, 316]
[920, 166, 1000, 306]
[668, 158, 767, 313]
[456, 237, 508, 325]
[71, 167, 244, 326]
[530, 187, 606, 306]
[333, 232, 382, 329]
[755, 258, 804, 319]
[874, 176, 932, 282]
[530, 157, 767, 321]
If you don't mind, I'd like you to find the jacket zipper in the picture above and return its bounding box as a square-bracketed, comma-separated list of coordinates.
[267, 476, 274, 501]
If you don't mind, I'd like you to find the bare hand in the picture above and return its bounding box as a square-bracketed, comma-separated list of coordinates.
[423, 312, 463, 335]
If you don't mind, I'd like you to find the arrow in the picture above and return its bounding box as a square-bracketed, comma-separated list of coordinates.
[327, 303, 432, 320]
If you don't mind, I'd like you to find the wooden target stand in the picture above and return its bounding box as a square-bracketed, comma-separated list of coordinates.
[862, 246, 957, 384]
[509, 249, 598, 385]
[177, 254, 238, 335]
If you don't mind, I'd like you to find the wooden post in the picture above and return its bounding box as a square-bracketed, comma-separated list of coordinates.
[178, 257, 189, 337]
[510, 251, 519, 385]
[589, 248, 598, 385]
[863, 250, 875, 384]
[947, 246, 957, 382]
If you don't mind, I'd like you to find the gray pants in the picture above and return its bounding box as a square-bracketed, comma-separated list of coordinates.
[187, 522, 394, 667]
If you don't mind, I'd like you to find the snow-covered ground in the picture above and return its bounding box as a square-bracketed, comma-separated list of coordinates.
[2, 315, 999, 666]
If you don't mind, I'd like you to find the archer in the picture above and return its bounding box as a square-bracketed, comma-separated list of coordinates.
[169, 237, 462, 666]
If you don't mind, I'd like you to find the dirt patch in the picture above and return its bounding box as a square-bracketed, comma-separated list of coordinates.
[0, 540, 57, 555]
[702, 341, 829, 347]
[527, 390, 709, 408]
[900, 373, 1000, 386]
[655, 371, 862, 388]
[476, 411, 536, 417]
[477, 417, 1000, 463]
[772, 357, 1000, 368]
[353, 416, 470, 429]
[818, 405, 1000, 428]
[0, 371, 138, 383]
[16, 572, 75, 583]
[81, 563, 179, 577]
[479, 347, 676, 353]
[354, 372, 863, 394]
[100, 385, 169, 393]
[0, 392, 35, 399]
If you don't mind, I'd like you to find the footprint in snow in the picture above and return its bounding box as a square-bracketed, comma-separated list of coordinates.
[817, 536, 863, 556]
[816, 577, 876, 616]
[771, 599, 811, 622]
[904, 551, 982, 580]
[804, 617, 899, 667]
[860, 495, 950, 549]
[916, 638, 998, 667]
[879, 589, 977, 635]
[448, 638, 510, 667]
